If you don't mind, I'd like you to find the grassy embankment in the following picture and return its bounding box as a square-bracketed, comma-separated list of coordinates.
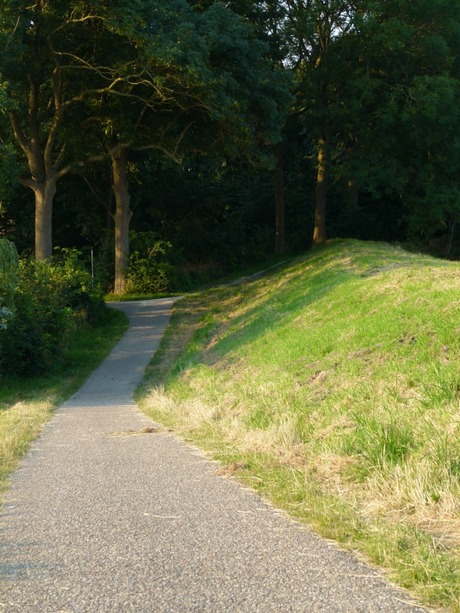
[0, 307, 128, 502]
[138, 239, 460, 612]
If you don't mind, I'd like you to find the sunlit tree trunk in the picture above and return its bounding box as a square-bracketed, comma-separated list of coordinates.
[112, 148, 132, 294]
[33, 178, 57, 260]
[8, 78, 68, 261]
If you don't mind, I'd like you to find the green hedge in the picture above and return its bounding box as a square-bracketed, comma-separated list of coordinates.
[0, 246, 106, 376]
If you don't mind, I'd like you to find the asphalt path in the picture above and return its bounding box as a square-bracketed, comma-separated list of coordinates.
[0, 299, 431, 612]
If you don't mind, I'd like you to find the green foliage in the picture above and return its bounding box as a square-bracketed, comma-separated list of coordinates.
[282, 0, 460, 246]
[344, 414, 416, 477]
[0, 249, 105, 375]
[1, 278, 69, 376]
[1, 0, 460, 272]
[0, 238, 18, 338]
[49, 248, 105, 323]
[95, 0, 290, 163]
[125, 232, 179, 294]
[0, 238, 18, 309]
[0, 139, 18, 203]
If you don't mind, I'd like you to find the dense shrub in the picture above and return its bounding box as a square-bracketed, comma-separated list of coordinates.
[1, 281, 69, 375]
[50, 248, 105, 324]
[0, 248, 106, 375]
[0, 238, 19, 309]
[126, 233, 180, 294]
[0, 239, 19, 348]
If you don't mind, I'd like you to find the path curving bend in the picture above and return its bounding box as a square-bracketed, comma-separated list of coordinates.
[1, 299, 429, 612]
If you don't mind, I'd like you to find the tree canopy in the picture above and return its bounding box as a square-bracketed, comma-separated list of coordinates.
[1, 0, 460, 291]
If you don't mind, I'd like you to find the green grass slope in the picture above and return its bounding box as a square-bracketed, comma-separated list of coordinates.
[139, 239, 460, 611]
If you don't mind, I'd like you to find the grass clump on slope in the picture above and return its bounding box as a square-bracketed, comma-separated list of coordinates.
[139, 239, 460, 611]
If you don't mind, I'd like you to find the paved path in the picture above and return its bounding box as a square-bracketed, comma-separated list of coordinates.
[1, 299, 430, 613]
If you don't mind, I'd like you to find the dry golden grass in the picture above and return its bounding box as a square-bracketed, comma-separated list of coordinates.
[0, 400, 54, 493]
[140, 240, 460, 611]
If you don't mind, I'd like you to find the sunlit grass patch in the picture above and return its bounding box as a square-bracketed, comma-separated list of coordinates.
[139, 239, 460, 611]
[0, 400, 54, 494]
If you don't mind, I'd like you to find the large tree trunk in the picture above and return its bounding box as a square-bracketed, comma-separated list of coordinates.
[274, 143, 285, 256]
[312, 136, 327, 246]
[33, 178, 57, 261]
[112, 148, 132, 295]
[9, 90, 68, 261]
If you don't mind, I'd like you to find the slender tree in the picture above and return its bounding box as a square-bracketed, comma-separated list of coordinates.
[281, 1, 363, 245]
[275, 0, 460, 247]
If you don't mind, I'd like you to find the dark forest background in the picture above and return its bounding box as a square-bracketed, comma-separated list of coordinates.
[1, 0, 460, 293]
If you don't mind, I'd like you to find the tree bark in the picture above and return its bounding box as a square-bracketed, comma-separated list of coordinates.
[274, 143, 285, 256]
[33, 178, 57, 260]
[312, 136, 327, 245]
[112, 148, 132, 294]
[8, 88, 65, 261]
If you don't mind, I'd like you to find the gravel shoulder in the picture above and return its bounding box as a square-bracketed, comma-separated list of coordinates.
[0, 299, 432, 612]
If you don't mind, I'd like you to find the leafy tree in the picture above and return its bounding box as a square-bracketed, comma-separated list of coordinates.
[190, 1, 293, 255]
[0, 1, 133, 260]
[0, 1, 289, 292]
[281, 0, 368, 245]
[279, 0, 460, 247]
[74, 0, 290, 292]
[336, 0, 460, 249]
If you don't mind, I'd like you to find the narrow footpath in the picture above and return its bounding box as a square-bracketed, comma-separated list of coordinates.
[1, 299, 430, 612]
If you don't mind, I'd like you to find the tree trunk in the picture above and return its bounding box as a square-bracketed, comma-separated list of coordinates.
[34, 178, 57, 261]
[112, 148, 132, 294]
[312, 136, 327, 246]
[9, 104, 66, 262]
[274, 143, 285, 256]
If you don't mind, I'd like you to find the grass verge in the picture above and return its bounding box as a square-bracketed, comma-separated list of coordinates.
[0, 306, 128, 503]
[138, 239, 460, 612]
[105, 292, 176, 302]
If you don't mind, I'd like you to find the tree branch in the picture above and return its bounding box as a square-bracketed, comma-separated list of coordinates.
[44, 36, 64, 169]
[8, 111, 30, 156]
